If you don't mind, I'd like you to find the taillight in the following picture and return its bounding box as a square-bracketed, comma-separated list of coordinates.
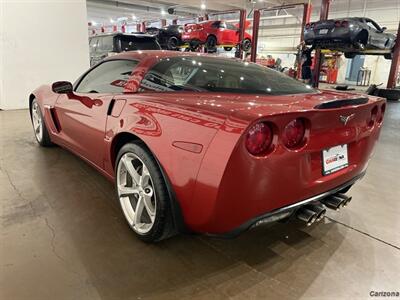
[245, 122, 273, 156]
[341, 20, 349, 27]
[282, 118, 306, 149]
[368, 106, 378, 127]
[334, 20, 341, 27]
[377, 103, 386, 123]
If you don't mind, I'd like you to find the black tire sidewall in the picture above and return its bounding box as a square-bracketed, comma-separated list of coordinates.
[115, 142, 171, 242]
[167, 37, 178, 50]
[206, 35, 217, 50]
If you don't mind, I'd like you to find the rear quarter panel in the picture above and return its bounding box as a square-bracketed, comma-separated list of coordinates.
[104, 93, 244, 227]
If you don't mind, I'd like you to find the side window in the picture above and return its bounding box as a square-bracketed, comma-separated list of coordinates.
[76, 60, 138, 94]
[211, 21, 220, 29]
[100, 36, 114, 52]
[226, 23, 237, 30]
[365, 19, 380, 31]
[140, 61, 197, 92]
[89, 38, 99, 54]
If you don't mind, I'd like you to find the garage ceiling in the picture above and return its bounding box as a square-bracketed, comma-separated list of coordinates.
[87, 0, 298, 24]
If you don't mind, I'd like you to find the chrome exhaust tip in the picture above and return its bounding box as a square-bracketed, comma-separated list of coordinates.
[321, 195, 346, 211]
[305, 204, 326, 222]
[334, 193, 352, 207]
[296, 207, 318, 226]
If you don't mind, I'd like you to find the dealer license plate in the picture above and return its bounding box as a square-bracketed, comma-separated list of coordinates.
[319, 29, 329, 34]
[322, 144, 349, 175]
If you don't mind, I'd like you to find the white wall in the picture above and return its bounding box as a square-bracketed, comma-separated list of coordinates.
[0, 0, 89, 110]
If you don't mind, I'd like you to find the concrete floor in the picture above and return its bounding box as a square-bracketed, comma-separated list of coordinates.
[1, 103, 399, 300]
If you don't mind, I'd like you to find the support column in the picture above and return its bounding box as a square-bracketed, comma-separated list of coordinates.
[141, 22, 146, 32]
[250, 10, 260, 62]
[298, 3, 313, 79]
[172, 19, 178, 25]
[161, 19, 167, 27]
[236, 9, 246, 59]
[387, 22, 400, 88]
[313, 0, 331, 87]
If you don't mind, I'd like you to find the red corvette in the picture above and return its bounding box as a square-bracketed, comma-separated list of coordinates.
[182, 20, 252, 52]
[30, 50, 385, 242]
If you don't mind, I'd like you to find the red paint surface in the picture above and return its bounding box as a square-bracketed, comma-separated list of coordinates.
[32, 51, 385, 234]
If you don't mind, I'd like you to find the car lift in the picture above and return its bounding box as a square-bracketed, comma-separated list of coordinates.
[250, 2, 312, 79]
[387, 22, 400, 88]
[313, 0, 399, 89]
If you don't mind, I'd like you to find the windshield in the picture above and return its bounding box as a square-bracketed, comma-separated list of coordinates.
[140, 56, 315, 95]
[119, 36, 160, 51]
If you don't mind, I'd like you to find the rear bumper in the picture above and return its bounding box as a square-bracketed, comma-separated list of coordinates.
[212, 171, 365, 238]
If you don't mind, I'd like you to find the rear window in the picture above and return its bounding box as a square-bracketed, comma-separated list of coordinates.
[119, 36, 160, 51]
[140, 56, 315, 95]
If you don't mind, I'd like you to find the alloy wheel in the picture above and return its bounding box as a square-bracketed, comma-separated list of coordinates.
[31, 102, 43, 142]
[117, 153, 157, 234]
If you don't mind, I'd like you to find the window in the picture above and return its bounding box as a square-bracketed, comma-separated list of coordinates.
[365, 19, 381, 31]
[226, 23, 237, 30]
[76, 60, 138, 94]
[211, 21, 221, 29]
[99, 36, 114, 52]
[118, 36, 160, 52]
[89, 37, 99, 55]
[140, 56, 315, 95]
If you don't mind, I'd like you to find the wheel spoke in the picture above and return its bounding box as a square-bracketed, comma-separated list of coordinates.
[140, 164, 150, 186]
[134, 196, 145, 226]
[143, 194, 155, 221]
[122, 155, 141, 185]
[118, 185, 138, 197]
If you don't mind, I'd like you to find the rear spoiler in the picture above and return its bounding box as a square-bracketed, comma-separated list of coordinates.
[314, 97, 369, 109]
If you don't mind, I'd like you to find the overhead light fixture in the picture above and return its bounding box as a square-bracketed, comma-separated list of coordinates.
[161, 9, 166, 15]
[91, 21, 97, 26]
[201, 3, 206, 10]
[110, 18, 114, 23]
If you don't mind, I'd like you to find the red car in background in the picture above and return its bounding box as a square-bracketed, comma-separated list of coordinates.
[182, 20, 252, 52]
[29, 51, 384, 242]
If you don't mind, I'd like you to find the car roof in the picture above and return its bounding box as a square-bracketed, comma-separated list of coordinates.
[90, 33, 154, 38]
[105, 50, 237, 62]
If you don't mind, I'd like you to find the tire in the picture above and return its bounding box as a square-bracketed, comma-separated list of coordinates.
[223, 47, 233, 51]
[167, 36, 179, 50]
[344, 52, 356, 59]
[30, 99, 53, 147]
[205, 35, 217, 52]
[242, 38, 251, 52]
[115, 141, 175, 242]
[384, 53, 393, 60]
[189, 42, 199, 52]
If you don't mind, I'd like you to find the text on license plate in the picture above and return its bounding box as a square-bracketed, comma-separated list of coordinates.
[319, 29, 329, 34]
[322, 144, 348, 175]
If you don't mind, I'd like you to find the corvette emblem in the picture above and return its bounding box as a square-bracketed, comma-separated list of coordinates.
[339, 113, 355, 125]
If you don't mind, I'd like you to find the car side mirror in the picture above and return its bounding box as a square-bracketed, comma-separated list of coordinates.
[381, 26, 387, 31]
[52, 81, 73, 94]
